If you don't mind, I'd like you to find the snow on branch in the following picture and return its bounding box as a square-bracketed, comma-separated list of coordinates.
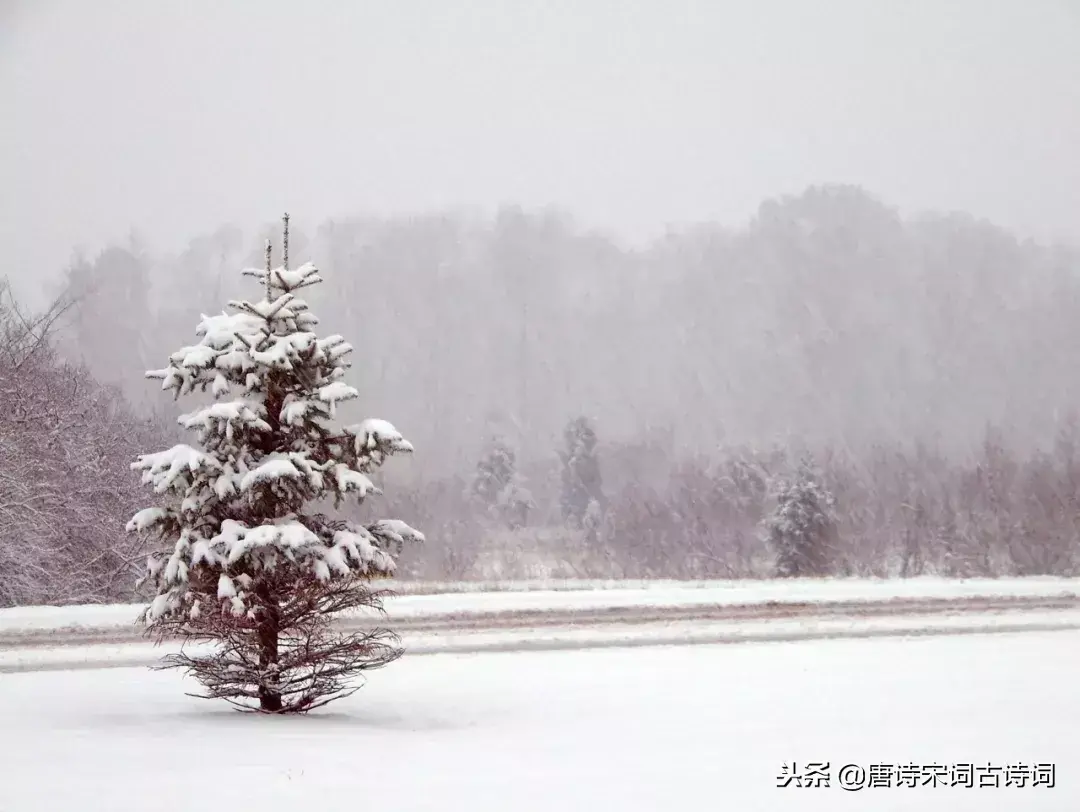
[132, 445, 221, 494]
[241, 261, 323, 293]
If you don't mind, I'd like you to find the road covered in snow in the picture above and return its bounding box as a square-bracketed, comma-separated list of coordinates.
[2, 576, 1079, 674]
[0, 630, 1074, 811]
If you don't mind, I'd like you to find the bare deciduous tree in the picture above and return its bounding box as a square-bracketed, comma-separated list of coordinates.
[0, 281, 167, 607]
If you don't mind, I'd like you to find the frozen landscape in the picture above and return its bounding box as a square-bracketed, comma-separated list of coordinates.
[5, 4, 1080, 811]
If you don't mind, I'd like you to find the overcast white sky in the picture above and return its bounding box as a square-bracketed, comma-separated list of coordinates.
[3, 0, 1079, 304]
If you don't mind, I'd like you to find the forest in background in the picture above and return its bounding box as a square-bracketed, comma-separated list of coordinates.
[4, 183, 1080, 606]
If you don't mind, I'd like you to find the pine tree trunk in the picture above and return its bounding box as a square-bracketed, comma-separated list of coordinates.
[254, 375, 284, 713]
[255, 580, 282, 712]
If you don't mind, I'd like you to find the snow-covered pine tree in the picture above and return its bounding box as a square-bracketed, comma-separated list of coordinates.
[126, 214, 423, 714]
[763, 456, 837, 578]
[559, 415, 603, 527]
[471, 434, 532, 529]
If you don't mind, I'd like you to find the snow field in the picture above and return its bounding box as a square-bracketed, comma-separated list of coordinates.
[0, 631, 1075, 811]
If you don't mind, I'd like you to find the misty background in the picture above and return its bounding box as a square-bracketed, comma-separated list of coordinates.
[4, 1, 1080, 602]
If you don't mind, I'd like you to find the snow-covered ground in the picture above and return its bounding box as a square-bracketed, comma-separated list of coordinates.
[3, 575, 1078, 634]
[1, 631, 1073, 811]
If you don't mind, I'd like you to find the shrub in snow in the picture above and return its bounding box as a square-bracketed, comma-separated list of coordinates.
[127, 215, 423, 713]
[763, 456, 837, 578]
[559, 415, 604, 528]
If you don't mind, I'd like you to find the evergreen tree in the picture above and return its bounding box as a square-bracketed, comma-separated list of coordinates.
[127, 215, 423, 713]
[559, 415, 603, 527]
[471, 433, 532, 529]
[763, 457, 837, 578]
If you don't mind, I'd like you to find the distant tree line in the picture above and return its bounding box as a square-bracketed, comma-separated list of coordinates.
[51, 185, 1080, 478]
[3, 184, 1080, 606]
[385, 415, 1080, 581]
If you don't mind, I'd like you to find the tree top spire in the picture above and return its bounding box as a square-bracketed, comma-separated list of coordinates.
[283, 212, 290, 272]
